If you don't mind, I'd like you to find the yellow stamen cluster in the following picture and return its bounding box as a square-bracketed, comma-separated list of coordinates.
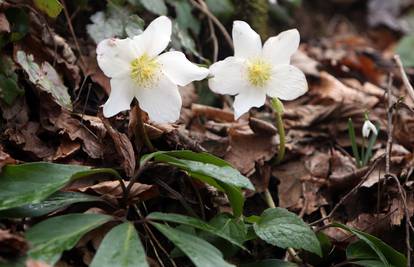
[247, 59, 272, 88]
[130, 54, 159, 87]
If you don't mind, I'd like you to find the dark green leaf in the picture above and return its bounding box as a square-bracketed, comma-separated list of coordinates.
[0, 192, 101, 218]
[333, 223, 406, 267]
[147, 212, 247, 250]
[0, 73, 23, 105]
[219, 183, 244, 217]
[0, 163, 120, 211]
[151, 150, 254, 190]
[253, 208, 322, 256]
[26, 213, 112, 265]
[33, 0, 63, 18]
[171, 0, 201, 34]
[348, 118, 361, 168]
[151, 222, 235, 267]
[144, 150, 253, 216]
[0, 163, 90, 210]
[91, 222, 148, 267]
[240, 259, 298, 267]
[5, 8, 29, 42]
[351, 260, 385, 267]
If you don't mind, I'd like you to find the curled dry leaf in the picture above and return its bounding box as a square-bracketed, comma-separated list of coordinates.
[101, 115, 135, 177]
[78, 180, 158, 205]
[49, 111, 103, 159]
[0, 145, 16, 171]
[0, 12, 10, 33]
[311, 72, 379, 108]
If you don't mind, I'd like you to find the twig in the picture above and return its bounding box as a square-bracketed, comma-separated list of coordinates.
[310, 155, 385, 226]
[385, 74, 394, 175]
[61, 0, 86, 67]
[197, 0, 219, 62]
[384, 74, 412, 267]
[189, 0, 233, 50]
[394, 55, 414, 103]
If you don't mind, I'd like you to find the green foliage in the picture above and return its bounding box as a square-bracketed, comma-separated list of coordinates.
[0, 162, 90, 210]
[333, 223, 407, 267]
[151, 222, 235, 267]
[253, 208, 322, 256]
[147, 212, 247, 250]
[170, 0, 201, 35]
[396, 35, 414, 67]
[0, 162, 121, 211]
[143, 150, 254, 216]
[0, 192, 101, 218]
[26, 213, 112, 265]
[2, 8, 29, 46]
[33, 0, 63, 18]
[0, 56, 23, 105]
[91, 222, 149, 267]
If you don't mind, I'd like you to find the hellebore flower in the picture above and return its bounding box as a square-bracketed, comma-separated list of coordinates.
[208, 21, 307, 119]
[362, 119, 378, 138]
[97, 16, 209, 123]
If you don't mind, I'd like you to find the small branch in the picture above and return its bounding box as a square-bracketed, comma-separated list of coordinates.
[61, 0, 86, 67]
[190, 0, 233, 50]
[310, 155, 385, 226]
[385, 74, 394, 175]
[394, 55, 414, 103]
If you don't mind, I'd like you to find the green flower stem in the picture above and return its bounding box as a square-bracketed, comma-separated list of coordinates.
[271, 98, 286, 164]
[264, 188, 276, 208]
[347, 118, 361, 168]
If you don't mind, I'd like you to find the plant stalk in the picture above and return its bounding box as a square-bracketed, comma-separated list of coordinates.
[271, 98, 286, 164]
[133, 103, 155, 152]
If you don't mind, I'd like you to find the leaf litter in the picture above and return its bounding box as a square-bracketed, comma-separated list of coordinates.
[1, 1, 414, 266]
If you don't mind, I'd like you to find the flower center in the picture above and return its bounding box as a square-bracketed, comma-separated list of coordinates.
[247, 59, 272, 87]
[130, 54, 160, 87]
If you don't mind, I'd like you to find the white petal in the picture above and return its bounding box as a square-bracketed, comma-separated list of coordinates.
[132, 16, 172, 58]
[208, 56, 247, 95]
[103, 76, 136, 117]
[233, 89, 266, 119]
[232, 21, 262, 59]
[157, 51, 209, 86]
[97, 38, 137, 78]
[362, 120, 377, 138]
[265, 64, 307, 101]
[135, 74, 181, 123]
[262, 29, 300, 65]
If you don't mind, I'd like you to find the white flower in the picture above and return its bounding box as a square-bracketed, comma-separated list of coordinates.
[362, 119, 377, 138]
[97, 16, 209, 123]
[208, 21, 307, 119]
